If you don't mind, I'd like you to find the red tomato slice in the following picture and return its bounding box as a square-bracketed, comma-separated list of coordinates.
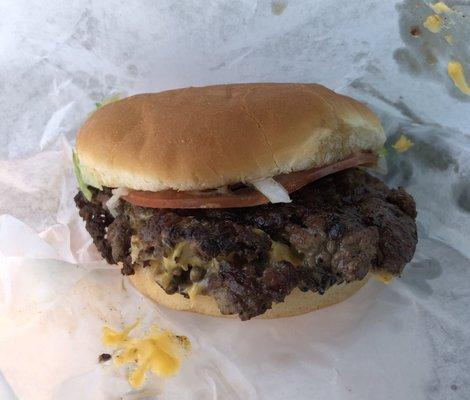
[123, 152, 377, 209]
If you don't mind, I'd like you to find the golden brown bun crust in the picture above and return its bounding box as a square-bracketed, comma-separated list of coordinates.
[129, 265, 370, 319]
[76, 83, 385, 191]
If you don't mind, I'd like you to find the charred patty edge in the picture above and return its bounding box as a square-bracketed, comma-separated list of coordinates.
[74, 169, 418, 320]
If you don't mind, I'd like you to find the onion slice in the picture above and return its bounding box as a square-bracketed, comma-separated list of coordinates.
[106, 187, 129, 217]
[251, 178, 291, 203]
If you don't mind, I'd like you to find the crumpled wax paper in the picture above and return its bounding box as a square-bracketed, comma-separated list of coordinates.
[1, 1, 469, 399]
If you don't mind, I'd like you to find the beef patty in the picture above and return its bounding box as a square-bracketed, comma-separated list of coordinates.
[75, 169, 417, 320]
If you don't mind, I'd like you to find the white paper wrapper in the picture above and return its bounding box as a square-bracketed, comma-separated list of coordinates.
[1, 1, 470, 399]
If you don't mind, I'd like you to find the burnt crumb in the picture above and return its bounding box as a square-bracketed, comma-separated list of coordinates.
[75, 169, 418, 320]
[410, 26, 420, 37]
[98, 353, 112, 363]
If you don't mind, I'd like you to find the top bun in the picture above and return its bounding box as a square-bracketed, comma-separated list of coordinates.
[75, 83, 385, 191]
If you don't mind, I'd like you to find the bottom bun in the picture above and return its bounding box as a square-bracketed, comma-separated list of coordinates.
[129, 266, 370, 319]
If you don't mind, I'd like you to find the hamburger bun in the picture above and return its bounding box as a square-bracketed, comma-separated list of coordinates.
[75, 83, 385, 192]
[129, 265, 370, 319]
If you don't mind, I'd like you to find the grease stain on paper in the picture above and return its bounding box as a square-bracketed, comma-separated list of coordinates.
[396, 0, 470, 100]
[271, 1, 287, 15]
[453, 179, 470, 213]
[402, 258, 442, 297]
[412, 138, 458, 172]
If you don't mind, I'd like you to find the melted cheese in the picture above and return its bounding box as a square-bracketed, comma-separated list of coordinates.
[187, 283, 202, 303]
[102, 319, 140, 346]
[131, 234, 302, 302]
[423, 14, 442, 33]
[130, 235, 141, 263]
[448, 61, 470, 95]
[163, 242, 203, 271]
[102, 321, 191, 389]
[270, 241, 301, 266]
[430, 2, 451, 13]
[372, 271, 394, 284]
[155, 271, 173, 288]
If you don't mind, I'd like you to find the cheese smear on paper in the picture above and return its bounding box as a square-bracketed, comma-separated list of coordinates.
[448, 61, 470, 95]
[430, 2, 452, 14]
[392, 135, 414, 153]
[102, 321, 191, 388]
[423, 14, 442, 33]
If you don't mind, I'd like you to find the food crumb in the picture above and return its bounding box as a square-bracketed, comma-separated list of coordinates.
[447, 61, 470, 95]
[409, 26, 420, 37]
[444, 34, 454, 44]
[430, 2, 452, 14]
[423, 14, 442, 33]
[392, 135, 414, 153]
[98, 353, 112, 363]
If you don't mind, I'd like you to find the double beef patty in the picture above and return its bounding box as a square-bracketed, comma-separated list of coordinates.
[75, 169, 417, 320]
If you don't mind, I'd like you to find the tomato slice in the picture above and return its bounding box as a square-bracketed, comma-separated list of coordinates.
[123, 152, 377, 209]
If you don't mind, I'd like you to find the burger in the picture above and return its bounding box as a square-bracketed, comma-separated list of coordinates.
[73, 83, 417, 320]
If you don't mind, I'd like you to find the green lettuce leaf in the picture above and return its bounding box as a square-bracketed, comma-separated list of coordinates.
[377, 147, 388, 158]
[95, 93, 121, 110]
[72, 150, 93, 201]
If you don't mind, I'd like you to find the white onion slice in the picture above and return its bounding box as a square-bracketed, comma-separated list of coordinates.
[106, 187, 130, 217]
[251, 178, 291, 204]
